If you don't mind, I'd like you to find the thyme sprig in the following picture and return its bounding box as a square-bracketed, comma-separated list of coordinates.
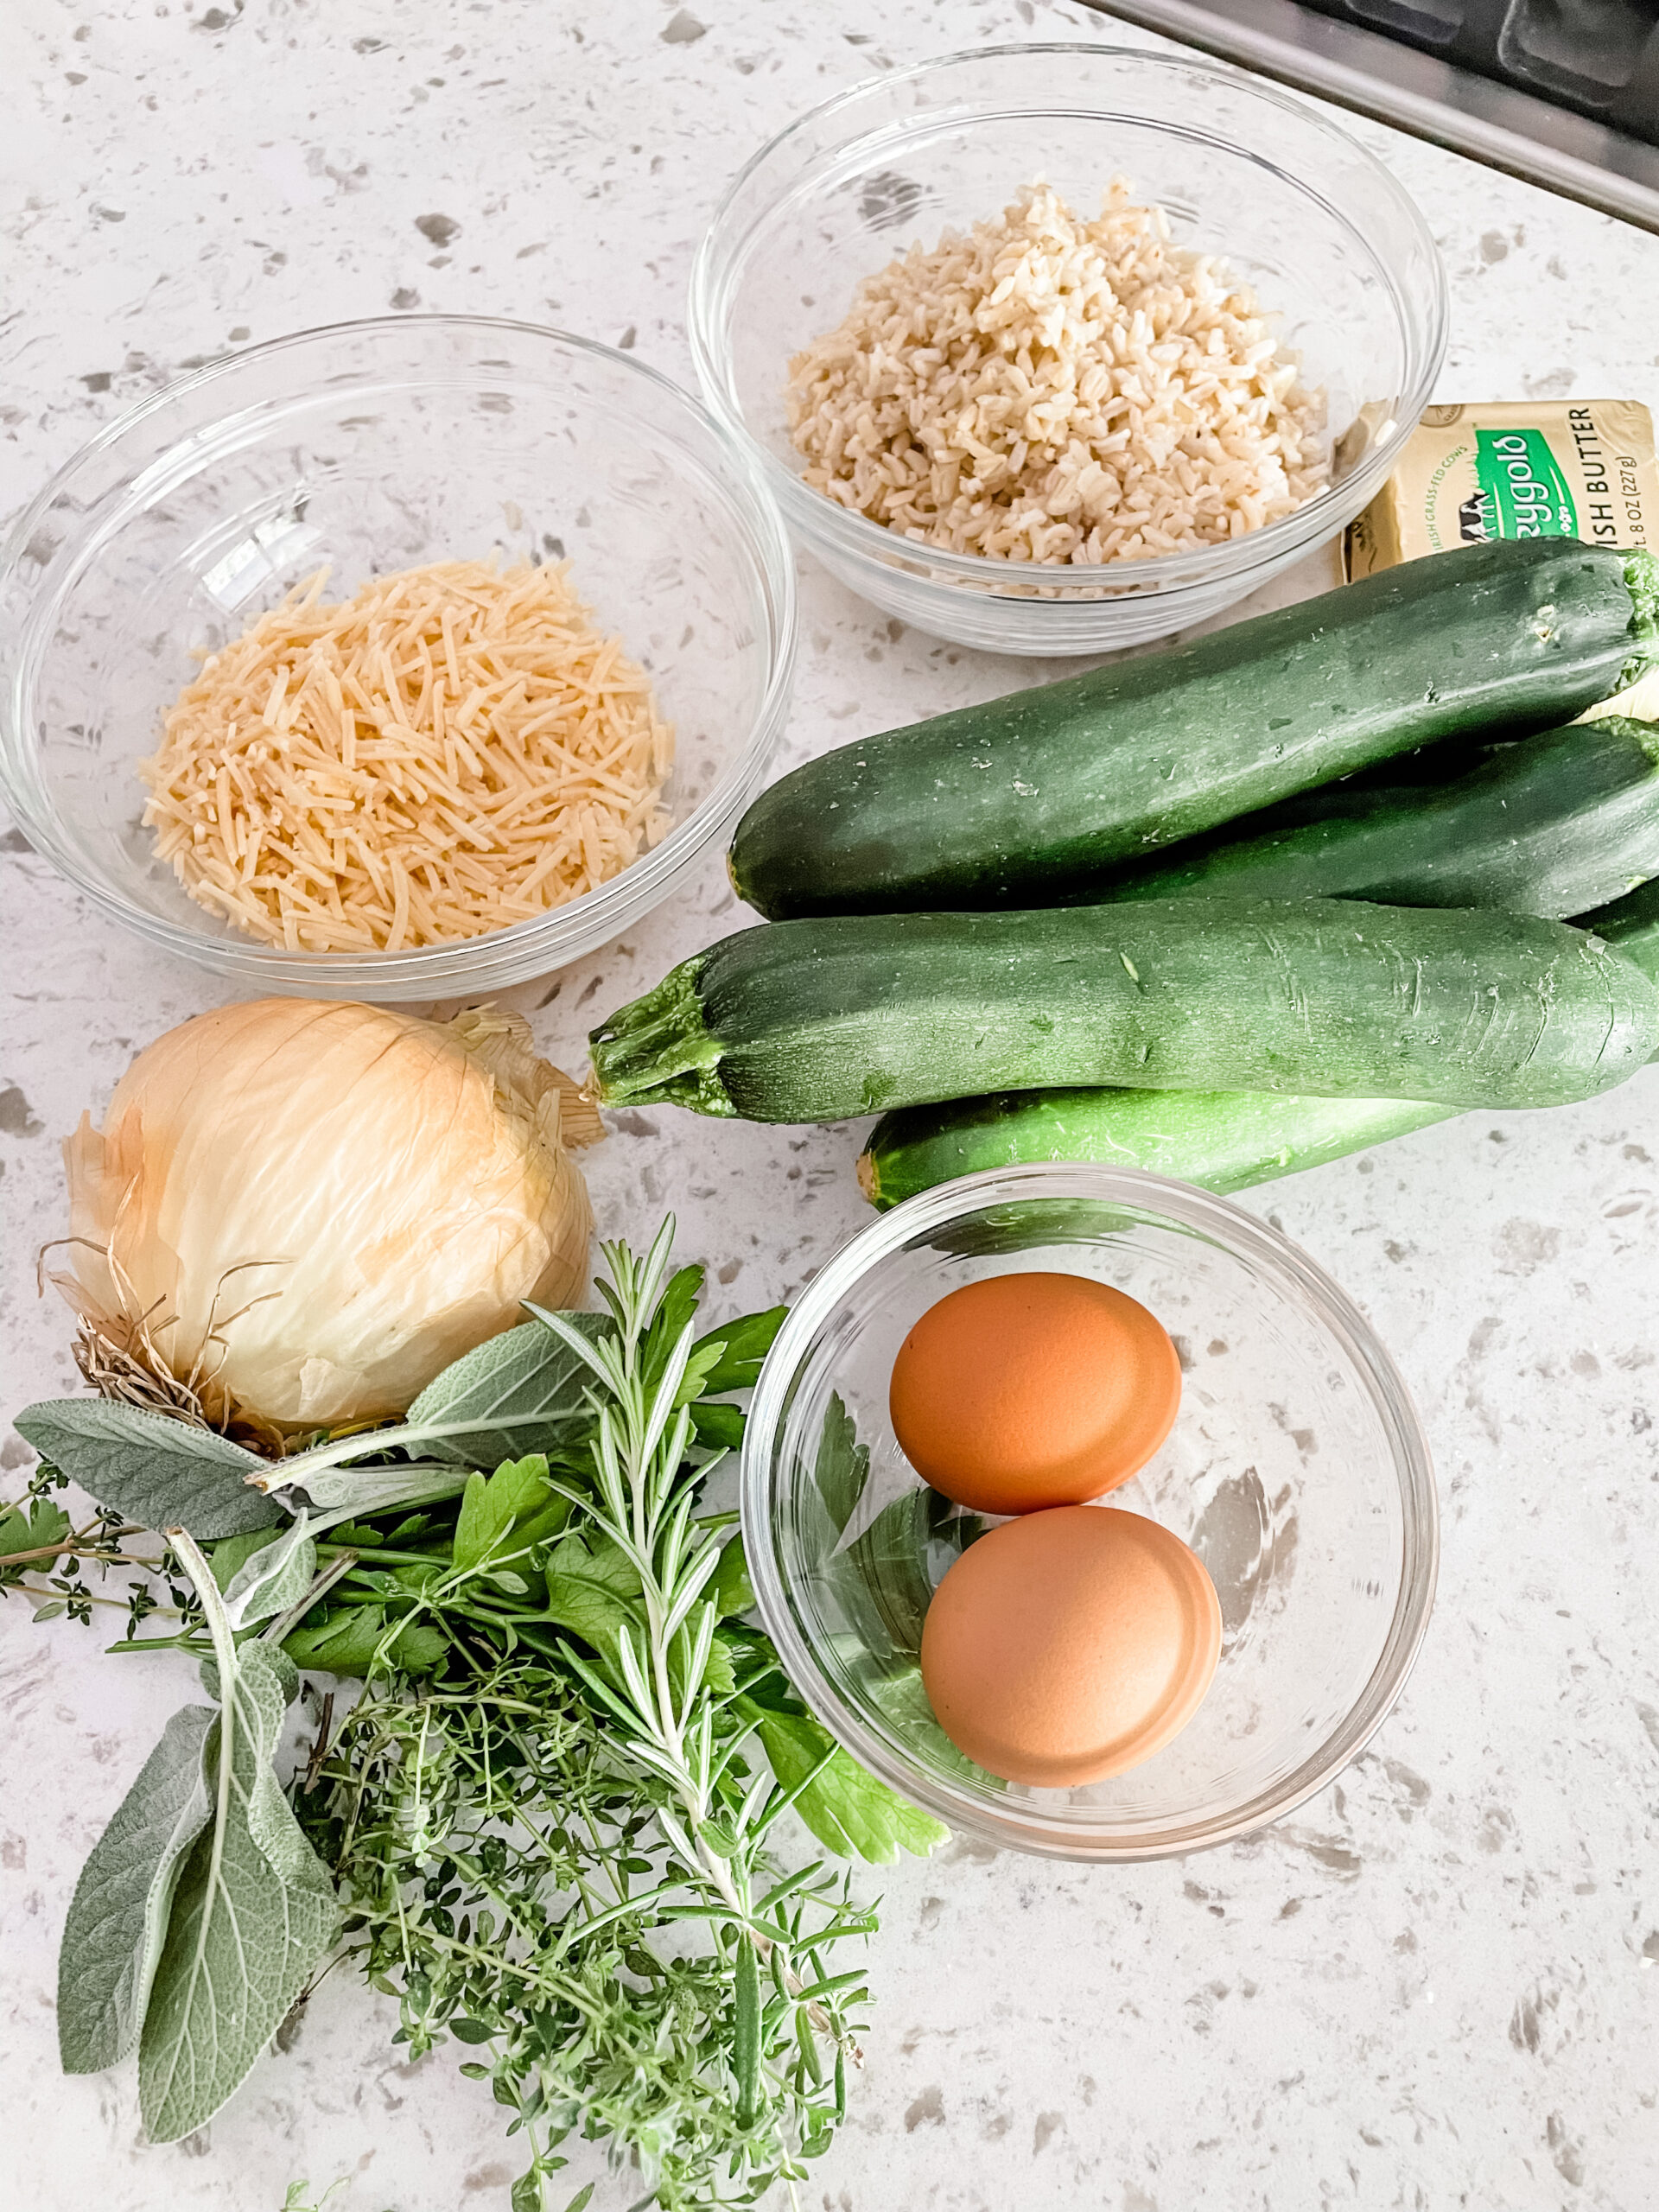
[0, 1464, 194, 1631]
[311, 1657, 872, 2210]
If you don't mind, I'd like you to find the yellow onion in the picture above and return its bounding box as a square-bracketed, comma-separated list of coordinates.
[54, 999, 602, 1433]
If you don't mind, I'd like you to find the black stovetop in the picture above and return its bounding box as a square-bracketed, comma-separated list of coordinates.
[1086, 0, 1659, 231]
[1300, 0, 1657, 144]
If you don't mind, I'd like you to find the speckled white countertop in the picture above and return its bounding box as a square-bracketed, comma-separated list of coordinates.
[3, 3, 1658, 2209]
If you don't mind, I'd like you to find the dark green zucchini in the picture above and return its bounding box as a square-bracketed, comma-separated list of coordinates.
[1589, 873, 1659, 942]
[729, 540, 1659, 920]
[858, 880, 1659, 1206]
[589, 896, 1659, 1123]
[1084, 713, 1659, 917]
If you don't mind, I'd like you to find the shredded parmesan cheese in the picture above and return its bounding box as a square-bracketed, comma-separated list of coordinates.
[139, 560, 675, 953]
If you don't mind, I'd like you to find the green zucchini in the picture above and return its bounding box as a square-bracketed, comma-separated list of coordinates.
[729, 540, 1659, 920]
[1085, 713, 1659, 918]
[858, 880, 1659, 1206]
[589, 897, 1659, 1123]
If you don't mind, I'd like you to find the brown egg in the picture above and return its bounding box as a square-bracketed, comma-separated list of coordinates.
[919, 1505, 1221, 1787]
[889, 1271, 1181, 1514]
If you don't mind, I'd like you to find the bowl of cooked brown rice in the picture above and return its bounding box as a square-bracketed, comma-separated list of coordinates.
[690, 44, 1447, 655]
[0, 316, 796, 996]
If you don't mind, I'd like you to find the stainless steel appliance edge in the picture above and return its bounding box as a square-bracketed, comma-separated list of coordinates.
[1083, 0, 1659, 233]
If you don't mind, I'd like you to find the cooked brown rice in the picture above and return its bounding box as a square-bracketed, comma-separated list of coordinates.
[140, 559, 673, 954]
[785, 179, 1329, 567]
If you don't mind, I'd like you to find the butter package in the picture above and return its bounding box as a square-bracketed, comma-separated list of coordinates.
[1346, 399, 1657, 578]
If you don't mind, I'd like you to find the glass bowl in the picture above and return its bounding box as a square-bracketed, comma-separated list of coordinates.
[690, 44, 1448, 655]
[741, 1166, 1438, 1862]
[0, 316, 796, 1000]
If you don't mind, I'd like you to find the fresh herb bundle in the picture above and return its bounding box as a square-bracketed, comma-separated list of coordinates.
[3, 1221, 946, 2210]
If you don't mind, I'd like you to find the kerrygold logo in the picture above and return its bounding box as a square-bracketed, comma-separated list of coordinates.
[1467, 429, 1580, 540]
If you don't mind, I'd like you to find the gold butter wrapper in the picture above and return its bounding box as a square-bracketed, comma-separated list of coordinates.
[1346, 399, 1657, 579]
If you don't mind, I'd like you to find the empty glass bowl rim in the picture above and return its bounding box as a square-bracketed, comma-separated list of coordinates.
[689, 41, 1450, 598]
[740, 1162, 1440, 1862]
[0, 314, 798, 988]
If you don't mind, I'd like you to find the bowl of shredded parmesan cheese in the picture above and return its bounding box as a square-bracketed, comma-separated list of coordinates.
[0, 316, 796, 995]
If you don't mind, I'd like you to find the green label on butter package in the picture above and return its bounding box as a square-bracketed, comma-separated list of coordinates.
[1471, 428, 1578, 540]
[1347, 399, 1657, 578]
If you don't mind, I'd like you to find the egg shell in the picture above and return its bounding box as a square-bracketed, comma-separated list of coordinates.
[889, 1271, 1181, 1515]
[919, 1504, 1222, 1787]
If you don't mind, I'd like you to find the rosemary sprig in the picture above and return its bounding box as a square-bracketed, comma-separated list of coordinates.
[532, 1228, 850, 2013]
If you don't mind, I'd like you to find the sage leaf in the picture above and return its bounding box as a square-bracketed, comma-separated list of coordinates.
[276, 1461, 470, 1519]
[199, 1643, 301, 1707]
[738, 1698, 949, 1864]
[220, 1514, 316, 1631]
[401, 1312, 613, 1467]
[262, 1312, 615, 1509]
[57, 1705, 216, 2075]
[138, 1643, 338, 2142]
[12, 1400, 279, 1538]
[209, 1528, 284, 1592]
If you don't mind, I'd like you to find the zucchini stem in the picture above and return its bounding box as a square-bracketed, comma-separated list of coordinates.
[588, 954, 733, 1115]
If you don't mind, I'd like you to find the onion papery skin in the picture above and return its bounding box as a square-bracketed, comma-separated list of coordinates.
[59, 998, 599, 1431]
